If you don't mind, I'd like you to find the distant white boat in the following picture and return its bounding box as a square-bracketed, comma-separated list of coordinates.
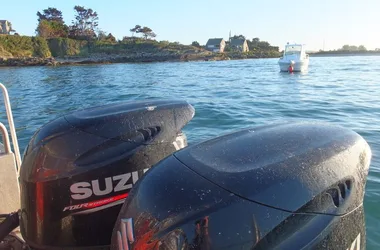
[278, 43, 309, 72]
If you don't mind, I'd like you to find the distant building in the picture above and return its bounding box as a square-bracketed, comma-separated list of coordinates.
[230, 38, 249, 52]
[205, 38, 226, 52]
[0, 20, 13, 35]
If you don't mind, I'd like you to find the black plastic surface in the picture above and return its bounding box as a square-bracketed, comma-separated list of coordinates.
[19, 99, 194, 249]
[111, 155, 293, 250]
[174, 122, 371, 215]
[65, 99, 194, 143]
[21, 99, 194, 181]
[110, 121, 370, 249]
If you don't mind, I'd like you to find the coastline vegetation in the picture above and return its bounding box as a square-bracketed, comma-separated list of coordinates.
[0, 5, 280, 66]
[0, 35, 51, 58]
[309, 45, 380, 56]
[2, 5, 374, 66]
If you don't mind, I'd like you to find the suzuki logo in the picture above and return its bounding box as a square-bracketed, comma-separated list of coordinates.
[70, 169, 149, 200]
[117, 218, 135, 250]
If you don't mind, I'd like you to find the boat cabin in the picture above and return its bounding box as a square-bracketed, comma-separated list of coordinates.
[282, 43, 308, 60]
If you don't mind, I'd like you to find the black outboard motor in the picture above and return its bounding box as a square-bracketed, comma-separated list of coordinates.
[111, 122, 371, 250]
[19, 100, 194, 249]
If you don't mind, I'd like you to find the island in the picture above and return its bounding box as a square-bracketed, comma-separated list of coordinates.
[308, 45, 380, 57]
[2, 6, 377, 67]
[0, 6, 280, 67]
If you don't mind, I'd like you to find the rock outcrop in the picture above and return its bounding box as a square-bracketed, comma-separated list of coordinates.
[0, 49, 277, 67]
[0, 51, 230, 67]
[0, 57, 57, 67]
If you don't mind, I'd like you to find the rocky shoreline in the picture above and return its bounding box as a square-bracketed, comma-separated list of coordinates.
[0, 57, 57, 67]
[0, 51, 233, 67]
[0, 50, 281, 67]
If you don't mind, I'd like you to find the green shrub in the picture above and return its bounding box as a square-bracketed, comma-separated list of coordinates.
[0, 35, 51, 58]
[48, 38, 88, 57]
[36, 20, 69, 39]
[0, 35, 208, 59]
[32, 37, 51, 57]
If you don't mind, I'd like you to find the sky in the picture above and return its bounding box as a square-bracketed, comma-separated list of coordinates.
[1, 0, 380, 51]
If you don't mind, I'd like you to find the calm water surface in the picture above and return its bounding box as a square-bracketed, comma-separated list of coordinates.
[1, 56, 380, 248]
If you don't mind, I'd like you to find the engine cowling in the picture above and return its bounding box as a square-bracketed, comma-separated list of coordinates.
[19, 99, 195, 249]
[111, 122, 371, 250]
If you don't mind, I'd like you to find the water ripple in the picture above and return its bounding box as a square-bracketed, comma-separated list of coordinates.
[1, 56, 380, 249]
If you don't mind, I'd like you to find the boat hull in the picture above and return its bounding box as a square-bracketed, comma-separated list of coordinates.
[278, 59, 309, 72]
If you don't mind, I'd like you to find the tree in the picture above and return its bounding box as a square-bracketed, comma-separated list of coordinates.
[348, 45, 358, 51]
[70, 5, 99, 40]
[130, 25, 141, 37]
[257, 41, 270, 48]
[105, 33, 116, 43]
[36, 19, 69, 38]
[341, 45, 350, 51]
[341, 45, 357, 51]
[147, 31, 156, 39]
[129, 25, 157, 40]
[358, 45, 367, 51]
[191, 41, 200, 47]
[231, 34, 246, 40]
[246, 37, 278, 52]
[36, 7, 68, 38]
[97, 29, 107, 40]
[251, 37, 260, 45]
[340, 45, 367, 52]
[248, 38, 261, 49]
[134, 26, 156, 40]
[37, 8, 64, 23]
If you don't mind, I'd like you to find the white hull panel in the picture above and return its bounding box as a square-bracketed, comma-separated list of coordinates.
[278, 60, 309, 72]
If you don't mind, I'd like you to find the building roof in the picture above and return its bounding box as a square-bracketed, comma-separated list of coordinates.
[206, 38, 224, 46]
[230, 38, 246, 46]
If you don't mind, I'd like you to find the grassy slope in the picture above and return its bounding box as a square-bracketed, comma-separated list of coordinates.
[47, 38, 89, 57]
[0, 35, 51, 58]
[0, 35, 280, 61]
[0, 35, 207, 58]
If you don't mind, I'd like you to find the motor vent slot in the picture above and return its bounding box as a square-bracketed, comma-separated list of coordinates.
[338, 183, 346, 199]
[326, 179, 353, 208]
[137, 126, 161, 142]
[138, 129, 151, 141]
[327, 188, 340, 207]
[148, 126, 161, 137]
[345, 179, 352, 190]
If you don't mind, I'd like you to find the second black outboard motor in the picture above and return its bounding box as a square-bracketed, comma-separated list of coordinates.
[19, 99, 194, 249]
[111, 122, 371, 250]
